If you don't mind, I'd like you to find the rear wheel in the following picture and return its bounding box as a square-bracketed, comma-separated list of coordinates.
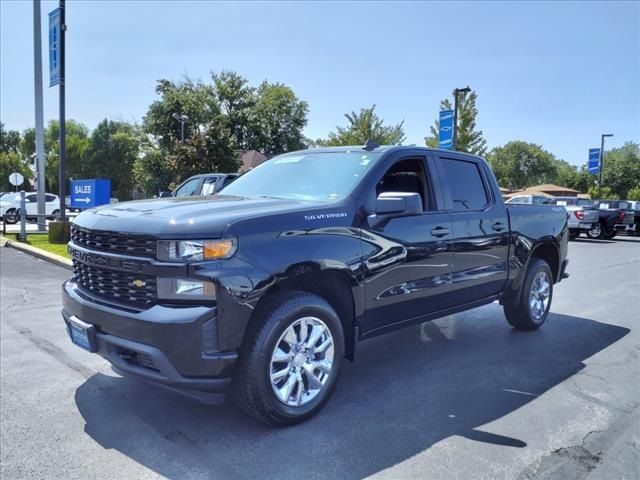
[586, 222, 605, 240]
[232, 291, 344, 426]
[49, 209, 60, 220]
[504, 258, 553, 331]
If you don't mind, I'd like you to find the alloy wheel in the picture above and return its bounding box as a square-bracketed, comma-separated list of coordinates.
[269, 316, 335, 407]
[529, 271, 550, 321]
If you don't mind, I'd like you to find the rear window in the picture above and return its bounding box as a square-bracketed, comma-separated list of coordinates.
[440, 158, 489, 211]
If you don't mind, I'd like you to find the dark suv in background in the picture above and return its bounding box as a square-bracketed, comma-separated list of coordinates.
[160, 173, 239, 198]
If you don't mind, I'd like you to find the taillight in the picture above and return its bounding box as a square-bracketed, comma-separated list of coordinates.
[618, 210, 625, 221]
[574, 210, 585, 220]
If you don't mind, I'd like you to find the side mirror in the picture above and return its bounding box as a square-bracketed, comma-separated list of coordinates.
[159, 190, 173, 198]
[375, 192, 423, 216]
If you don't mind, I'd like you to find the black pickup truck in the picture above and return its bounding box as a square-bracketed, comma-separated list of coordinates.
[586, 199, 635, 239]
[62, 145, 569, 425]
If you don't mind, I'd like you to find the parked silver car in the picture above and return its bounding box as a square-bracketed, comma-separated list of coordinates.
[546, 197, 599, 240]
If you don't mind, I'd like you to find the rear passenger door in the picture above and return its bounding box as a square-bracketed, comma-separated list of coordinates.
[436, 154, 509, 303]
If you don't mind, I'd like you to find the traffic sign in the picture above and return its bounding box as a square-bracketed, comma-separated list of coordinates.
[588, 148, 600, 175]
[49, 8, 61, 87]
[9, 172, 24, 187]
[70, 179, 111, 209]
[438, 110, 454, 149]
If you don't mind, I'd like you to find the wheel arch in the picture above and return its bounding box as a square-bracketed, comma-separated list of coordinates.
[529, 241, 560, 283]
[247, 269, 358, 361]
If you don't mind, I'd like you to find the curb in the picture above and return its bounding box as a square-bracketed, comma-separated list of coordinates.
[1, 236, 72, 270]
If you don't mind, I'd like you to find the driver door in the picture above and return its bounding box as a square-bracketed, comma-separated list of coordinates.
[361, 154, 453, 335]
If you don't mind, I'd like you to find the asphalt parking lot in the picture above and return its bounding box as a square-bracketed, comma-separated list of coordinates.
[1, 236, 639, 480]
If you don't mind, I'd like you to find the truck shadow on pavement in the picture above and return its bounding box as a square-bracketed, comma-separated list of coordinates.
[74, 306, 629, 480]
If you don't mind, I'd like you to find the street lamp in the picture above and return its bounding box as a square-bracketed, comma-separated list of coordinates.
[452, 86, 471, 150]
[173, 113, 189, 143]
[599, 133, 613, 197]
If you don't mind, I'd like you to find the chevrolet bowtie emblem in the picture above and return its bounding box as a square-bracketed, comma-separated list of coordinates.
[131, 279, 146, 288]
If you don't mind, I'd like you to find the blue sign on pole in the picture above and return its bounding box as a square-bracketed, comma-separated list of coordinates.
[70, 179, 111, 209]
[438, 110, 454, 149]
[49, 8, 61, 87]
[588, 148, 601, 175]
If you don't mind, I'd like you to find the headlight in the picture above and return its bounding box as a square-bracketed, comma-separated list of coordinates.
[157, 278, 216, 300]
[157, 239, 236, 262]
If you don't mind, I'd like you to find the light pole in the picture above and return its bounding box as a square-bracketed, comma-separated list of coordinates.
[599, 133, 613, 197]
[452, 86, 471, 151]
[173, 113, 189, 143]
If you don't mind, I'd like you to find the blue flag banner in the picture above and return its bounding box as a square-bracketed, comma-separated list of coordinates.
[49, 8, 61, 87]
[438, 110, 454, 149]
[588, 148, 600, 175]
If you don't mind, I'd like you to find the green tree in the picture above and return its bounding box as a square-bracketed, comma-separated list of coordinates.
[627, 186, 640, 201]
[84, 120, 140, 200]
[588, 185, 617, 200]
[143, 77, 239, 184]
[41, 120, 91, 194]
[425, 89, 487, 155]
[133, 143, 174, 197]
[601, 142, 640, 199]
[318, 105, 405, 147]
[254, 81, 309, 154]
[213, 71, 259, 150]
[487, 141, 558, 191]
[0, 123, 21, 154]
[0, 151, 32, 191]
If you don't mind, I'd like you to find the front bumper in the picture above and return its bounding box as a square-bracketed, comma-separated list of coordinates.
[62, 281, 237, 394]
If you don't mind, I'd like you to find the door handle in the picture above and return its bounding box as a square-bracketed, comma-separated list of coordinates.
[492, 222, 506, 232]
[431, 226, 450, 237]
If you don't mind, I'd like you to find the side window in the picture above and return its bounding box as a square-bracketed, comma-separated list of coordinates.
[375, 157, 431, 210]
[45, 194, 56, 202]
[200, 177, 219, 196]
[533, 196, 549, 205]
[174, 178, 200, 197]
[26, 194, 37, 202]
[222, 175, 237, 187]
[440, 158, 489, 211]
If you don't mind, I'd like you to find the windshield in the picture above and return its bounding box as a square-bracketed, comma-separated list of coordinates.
[222, 151, 382, 201]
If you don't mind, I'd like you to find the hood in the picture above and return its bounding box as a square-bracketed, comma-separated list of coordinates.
[72, 195, 320, 237]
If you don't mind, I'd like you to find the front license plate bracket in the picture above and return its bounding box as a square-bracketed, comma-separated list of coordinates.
[67, 316, 98, 353]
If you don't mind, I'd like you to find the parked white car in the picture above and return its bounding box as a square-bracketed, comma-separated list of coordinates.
[505, 194, 552, 205]
[0, 192, 61, 224]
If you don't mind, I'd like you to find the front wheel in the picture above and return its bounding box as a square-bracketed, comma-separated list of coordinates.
[232, 292, 344, 426]
[3, 209, 19, 224]
[504, 258, 553, 331]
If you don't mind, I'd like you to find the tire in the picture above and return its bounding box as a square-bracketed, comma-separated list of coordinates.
[586, 222, 605, 240]
[232, 291, 345, 426]
[3, 209, 18, 224]
[50, 209, 60, 220]
[568, 230, 579, 240]
[504, 258, 553, 331]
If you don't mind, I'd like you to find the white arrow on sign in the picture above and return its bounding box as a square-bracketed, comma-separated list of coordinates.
[75, 197, 91, 204]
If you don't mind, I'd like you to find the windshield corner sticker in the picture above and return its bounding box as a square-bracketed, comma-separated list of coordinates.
[304, 212, 348, 222]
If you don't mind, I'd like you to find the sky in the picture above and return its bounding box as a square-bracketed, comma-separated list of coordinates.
[1, 0, 639, 166]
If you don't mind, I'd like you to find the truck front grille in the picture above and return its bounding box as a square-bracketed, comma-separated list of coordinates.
[71, 225, 156, 258]
[72, 260, 157, 308]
